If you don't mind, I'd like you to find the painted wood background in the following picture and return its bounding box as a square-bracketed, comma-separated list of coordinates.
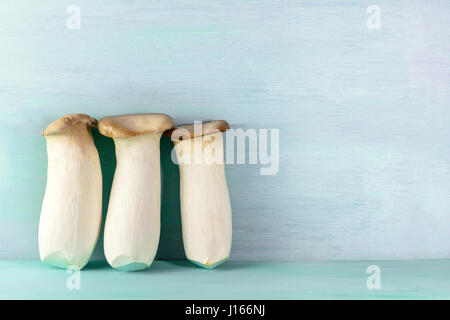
[0, 0, 449, 261]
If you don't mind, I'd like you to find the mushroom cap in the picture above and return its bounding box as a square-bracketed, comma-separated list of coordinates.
[98, 113, 174, 139]
[165, 120, 229, 141]
[42, 114, 98, 136]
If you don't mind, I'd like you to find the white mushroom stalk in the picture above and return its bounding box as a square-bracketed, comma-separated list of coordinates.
[168, 120, 232, 269]
[99, 113, 174, 271]
[39, 114, 102, 270]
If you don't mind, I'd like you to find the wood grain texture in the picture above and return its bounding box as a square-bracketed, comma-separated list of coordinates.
[0, 1, 449, 261]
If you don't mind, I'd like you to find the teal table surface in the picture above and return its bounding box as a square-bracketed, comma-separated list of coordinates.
[0, 259, 449, 299]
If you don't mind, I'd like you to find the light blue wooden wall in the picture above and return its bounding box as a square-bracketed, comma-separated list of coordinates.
[0, 0, 449, 261]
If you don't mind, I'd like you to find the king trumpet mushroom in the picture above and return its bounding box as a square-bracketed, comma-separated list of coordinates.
[39, 114, 102, 270]
[98, 113, 174, 271]
[166, 120, 232, 269]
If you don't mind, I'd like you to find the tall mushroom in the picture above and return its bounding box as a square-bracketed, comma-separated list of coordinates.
[39, 114, 102, 270]
[167, 120, 232, 269]
[99, 113, 174, 271]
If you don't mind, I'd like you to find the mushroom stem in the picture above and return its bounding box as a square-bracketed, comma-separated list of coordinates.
[103, 134, 162, 271]
[171, 122, 232, 269]
[39, 115, 102, 270]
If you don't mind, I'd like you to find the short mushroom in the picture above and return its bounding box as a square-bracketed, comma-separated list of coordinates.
[39, 114, 102, 270]
[99, 113, 174, 271]
[166, 120, 232, 269]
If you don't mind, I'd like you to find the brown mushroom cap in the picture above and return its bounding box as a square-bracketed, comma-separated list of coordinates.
[98, 113, 174, 139]
[165, 120, 229, 141]
[42, 114, 98, 136]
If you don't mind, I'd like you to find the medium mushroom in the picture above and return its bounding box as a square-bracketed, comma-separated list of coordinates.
[98, 113, 174, 271]
[166, 120, 232, 269]
[39, 114, 102, 270]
